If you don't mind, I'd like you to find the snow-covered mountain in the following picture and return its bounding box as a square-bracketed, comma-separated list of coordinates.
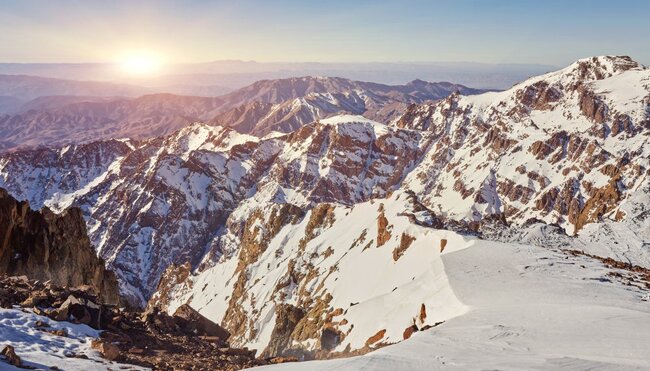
[255, 238, 650, 370]
[396, 56, 650, 235]
[1, 56, 649, 363]
[1, 116, 430, 305]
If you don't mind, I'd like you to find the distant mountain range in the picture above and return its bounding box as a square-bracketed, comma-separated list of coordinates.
[0, 76, 487, 151]
[0, 60, 555, 90]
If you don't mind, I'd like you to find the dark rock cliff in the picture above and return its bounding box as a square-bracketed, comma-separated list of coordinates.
[0, 187, 121, 304]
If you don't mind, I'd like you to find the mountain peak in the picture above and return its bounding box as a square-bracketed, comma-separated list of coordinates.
[406, 78, 430, 86]
[563, 55, 645, 81]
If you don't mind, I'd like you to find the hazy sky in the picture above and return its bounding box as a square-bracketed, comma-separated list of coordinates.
[1, 0, 648, 65]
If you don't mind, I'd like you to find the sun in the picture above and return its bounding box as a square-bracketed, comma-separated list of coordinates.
[118, 53, 163, 76]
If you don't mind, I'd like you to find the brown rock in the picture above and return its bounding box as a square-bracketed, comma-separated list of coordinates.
[365, 329, 386, 347]
[440, 239, 447, 252]
[20, 292, 48, 308]
[392, 232, 416, 261]
[53, 295, 104, 329]
[377, 208, 392, 247]
[403, 325, 419, 340]
[198, 335, 222, 343]
[270, 356, 299, 364]
[128, 347, 145, 355]
[575, 177, 621, 231]
[44, 328, 68, 337]
[1, 345, 22, 367]
[579, 87, 608, 124]
[91, 339, 120, 361]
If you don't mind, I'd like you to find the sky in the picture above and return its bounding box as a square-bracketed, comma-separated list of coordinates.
[0, 0, 648, 66]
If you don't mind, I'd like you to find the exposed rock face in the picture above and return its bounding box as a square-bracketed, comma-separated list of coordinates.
[393, 232, 416, 261]
[377, 206, 392, 247]
[156, 193, 467, 360]
[261, 304, 306, 358]
[575, 177, 621, 231]
[0, 188, 120, 304]
[146, 262, 192, 312]
[365, 329, 387, 347]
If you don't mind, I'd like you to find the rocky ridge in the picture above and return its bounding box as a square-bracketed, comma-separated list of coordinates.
[211, 76, 485, 136]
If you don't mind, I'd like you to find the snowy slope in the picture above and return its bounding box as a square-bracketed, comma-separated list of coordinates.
[254, 239, 650, 370]
[161, 192, 470, 354]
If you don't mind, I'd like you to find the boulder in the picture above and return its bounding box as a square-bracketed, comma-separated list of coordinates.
[173, 304, 230, 340]
[1, 345, 22, 367]
[91, 339, 120, 361]
[53, 295, 105, 329]
[270, 356, 299, 364]
[142, 306, 179, 333]
[403, 324, 419, 340]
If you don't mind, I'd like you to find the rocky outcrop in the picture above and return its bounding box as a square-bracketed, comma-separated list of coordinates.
[173, 304, 231, 340]
[146, 262, 192, 312]
[261, 304, 306, 358]
[222, 203, 306, 346]
[377, 206, 392, 247]
[1, 345, 22, 367]
[0, 188, 120, 304]
[393, 233, 416, 261]
[575, 177, 621, 232]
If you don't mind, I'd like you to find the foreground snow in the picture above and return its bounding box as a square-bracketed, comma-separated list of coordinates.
[0, 308, 144, 370]
[255, 240, 650, 370]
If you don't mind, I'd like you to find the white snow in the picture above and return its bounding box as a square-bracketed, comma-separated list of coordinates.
[255, 239, 650, 370]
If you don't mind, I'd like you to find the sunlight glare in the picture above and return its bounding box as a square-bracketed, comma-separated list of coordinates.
[118, 52, 163, 75]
